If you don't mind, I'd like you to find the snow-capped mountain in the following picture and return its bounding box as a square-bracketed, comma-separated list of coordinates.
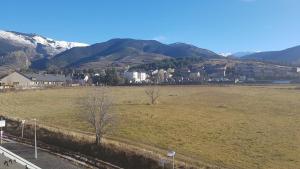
[0, 30, 89, 73]
[219, 51, 261, 58]
[0, 30, 88, 56]
[219, 52, 232, 57]
[232, 51, 258, 57]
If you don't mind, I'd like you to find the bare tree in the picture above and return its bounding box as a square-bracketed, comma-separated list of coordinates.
[145, 86, 160, 104]
[83, 87, 115, 145]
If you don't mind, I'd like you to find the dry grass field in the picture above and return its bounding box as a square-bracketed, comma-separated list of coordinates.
[0, 85, 299, 169]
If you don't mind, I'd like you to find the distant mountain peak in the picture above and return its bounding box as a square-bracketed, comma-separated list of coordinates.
[170, 42, 186, 45]
[169, 42, 197, 47]
[229, 51, 260, 58]
[7, 30, 38, 37]
[0, 30, 89, 53]
[219, 52, 232, 57]
[0, 29, 90, 72]
[242, 45, 300, 66]
[47, 38, 221, 70]
[0, 30, 222, 71]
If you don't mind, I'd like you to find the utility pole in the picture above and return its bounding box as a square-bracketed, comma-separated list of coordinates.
[0, 117, 2, 144]
[34, 118, 37, 159]
[0, 117, 6, 144]
[21, 120, 25, 138]
[167, 151, 176, 169]
[173, 155, 175, 169]
[0, 126, 2, 144]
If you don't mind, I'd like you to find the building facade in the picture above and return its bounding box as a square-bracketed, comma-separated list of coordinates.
[0, 72, 70, 89]
[124, 71, 147, 83]
[0, 72, 34, 88]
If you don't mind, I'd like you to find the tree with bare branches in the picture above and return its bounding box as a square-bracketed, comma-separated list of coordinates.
[83, 87, 116, 145]
[145, 86, 160, 104]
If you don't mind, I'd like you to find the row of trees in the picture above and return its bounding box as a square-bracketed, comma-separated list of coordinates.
[91, 68, 124, 85]
[129, 57, 203, 71]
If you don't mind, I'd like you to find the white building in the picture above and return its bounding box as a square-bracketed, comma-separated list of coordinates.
[124, 71, 148, 83]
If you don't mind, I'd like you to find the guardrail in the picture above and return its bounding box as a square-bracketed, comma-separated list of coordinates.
[4, 116, 217, 169]
[5, 134, 123, 169]
[0, 146, 41, 169]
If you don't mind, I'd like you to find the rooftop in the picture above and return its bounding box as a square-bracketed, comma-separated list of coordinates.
[23, 73, 71, 82]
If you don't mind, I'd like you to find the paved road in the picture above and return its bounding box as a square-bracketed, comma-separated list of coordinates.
[2, 139, 87, 169]
[0, 153, 25, 169]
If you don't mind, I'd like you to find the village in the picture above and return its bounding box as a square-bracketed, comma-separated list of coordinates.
[1, 62, 300, 90]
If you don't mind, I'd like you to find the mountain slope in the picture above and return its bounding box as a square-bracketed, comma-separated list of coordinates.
[0, 30, 88, 56]
[242, 45, 300, 65]
[0, 30, 88, 73]
[47, 38, 220, 69]
[232, 52, 256, 58]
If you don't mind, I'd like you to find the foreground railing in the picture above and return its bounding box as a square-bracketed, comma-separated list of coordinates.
[0, 146, 41, 169]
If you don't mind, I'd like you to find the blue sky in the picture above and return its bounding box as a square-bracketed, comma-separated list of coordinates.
[0, 0, 300, 53]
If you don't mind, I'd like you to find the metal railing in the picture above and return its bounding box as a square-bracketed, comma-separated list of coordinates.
[0, 146, 41, 169]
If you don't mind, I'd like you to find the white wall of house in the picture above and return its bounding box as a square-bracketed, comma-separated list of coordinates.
[124, 71, 147, 82]
[138, 72, 147, 82]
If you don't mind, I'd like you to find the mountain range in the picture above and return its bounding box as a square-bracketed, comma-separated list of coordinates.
[242, 45, 300, 66]
[47, 39, 221, 70]
[219, 52, 258, 58]
[0, 30, 222, 72]
[1, 29, 300, 75]
[0, 30, 87, 72]
[233, 52, 258, 57]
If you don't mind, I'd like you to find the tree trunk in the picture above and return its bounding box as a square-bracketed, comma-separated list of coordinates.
[96, 133, 101, 145]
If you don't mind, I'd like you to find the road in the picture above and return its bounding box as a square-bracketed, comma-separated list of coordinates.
[0, 153, 25, 169]
[2, 139, 88, 169]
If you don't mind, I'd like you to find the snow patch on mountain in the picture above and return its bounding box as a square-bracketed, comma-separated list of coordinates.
[0, 30, 33, 46]
[232, 51, 260, 57]
[219, 51, 262, 58]
[0, 30, 88, 55]
[32, 35, 88, 49]
[219, 52, 232, 57]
